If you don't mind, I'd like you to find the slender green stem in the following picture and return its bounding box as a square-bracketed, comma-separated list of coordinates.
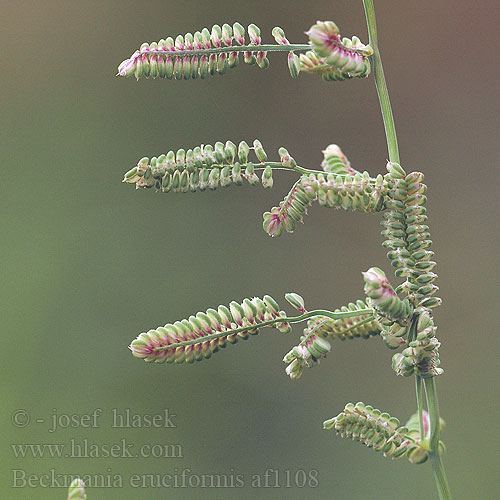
[415, 375, 425, 440]
[258, 161, 323, 176]
[260, 162, 373, 179]
[154, 309, 374, 350]
[363, 2, 451, 499]
[131, 161, 378, 181]
[137, 44, 311, 58]
[424, 378, 452, 500]
[363, 0, 400, 164]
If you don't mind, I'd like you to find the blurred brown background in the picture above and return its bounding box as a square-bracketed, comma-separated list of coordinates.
[1, 0, 499, 498]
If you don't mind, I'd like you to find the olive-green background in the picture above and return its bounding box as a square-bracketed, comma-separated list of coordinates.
[2, 1, 498, 498]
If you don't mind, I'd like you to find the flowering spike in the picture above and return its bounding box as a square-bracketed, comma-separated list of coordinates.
[129, 295, 290, 365]
[118, 23, 303, 81]
[323, 402, 438, 464]
[263, 170, 385, 237]
[123, 140, 286, 193]
[67, 478, 87, 500]
[382, 164, 440, 309]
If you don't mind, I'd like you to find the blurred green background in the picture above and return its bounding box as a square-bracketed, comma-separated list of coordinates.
[2, 0, 499, 498]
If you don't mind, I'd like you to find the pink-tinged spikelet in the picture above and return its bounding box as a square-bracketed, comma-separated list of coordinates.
[306, 21, 372, 78]
[363, 267, 397, 305]
[363, 267, 413, 321]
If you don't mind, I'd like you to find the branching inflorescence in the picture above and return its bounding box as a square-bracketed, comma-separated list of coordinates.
[117, 5, 451, 500]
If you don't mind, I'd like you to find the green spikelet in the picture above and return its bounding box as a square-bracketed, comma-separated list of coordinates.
[67, 479, 87, 500]
[123, 140, 277, 192]
[129, 295, 291, 365]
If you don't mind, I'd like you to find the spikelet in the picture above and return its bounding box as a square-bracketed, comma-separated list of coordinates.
[123, 140, 278, 192]
[284, 292, 306, 313]
[382, 162, 440, 309]
[118, 23, 284, 80]
[67, 479, 87, 500]
[323, 402, 418, 461]
[129, 295, 291, 365]
[392, 310, 443, 378]
[305, 300, 381, 341]
[363, 267, 413, 324]
[304, 21, 372, 80]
